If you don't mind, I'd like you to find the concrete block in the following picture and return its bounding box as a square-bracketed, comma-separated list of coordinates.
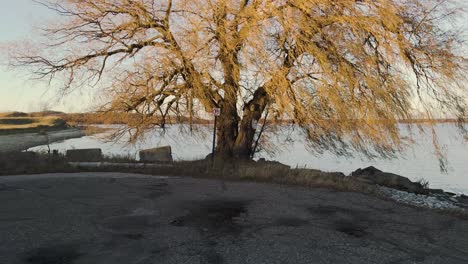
[139, 146, 173, 163]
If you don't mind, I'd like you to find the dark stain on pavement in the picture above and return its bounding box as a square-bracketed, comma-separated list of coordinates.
[275, 217, 309, 227]
[202, 250, 225, 264]
[101, 214, 158, 236]
[309, 205, 356, 216]
[171, 199, 249, 234]
[335, 220, 367, 238]
[108, 178, 117, 183]
[122, 233, 144, 240]
[144, 181, 171, 199]
[309, 205, 370, 238]
[24, 244, 82, 264]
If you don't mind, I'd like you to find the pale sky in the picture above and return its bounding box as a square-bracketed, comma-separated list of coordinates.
[0, 0, 466, 113]
[0, 0, 52, 112]
[0, 0, 94, 113]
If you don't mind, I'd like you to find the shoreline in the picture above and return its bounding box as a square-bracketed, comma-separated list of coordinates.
[0, 128, 86, 153]
[1, 150, 467, 217]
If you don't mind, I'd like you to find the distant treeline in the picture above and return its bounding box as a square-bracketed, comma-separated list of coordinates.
[65, 113, 467, 125]
[0, 111, 65, 118]
[63, 112, 212, 125]
[3, 111, 466, 126]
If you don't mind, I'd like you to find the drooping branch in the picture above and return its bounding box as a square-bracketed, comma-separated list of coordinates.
[10, 0, 467, 159]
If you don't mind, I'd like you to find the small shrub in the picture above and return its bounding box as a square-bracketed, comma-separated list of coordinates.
[416, 178, 430, 190]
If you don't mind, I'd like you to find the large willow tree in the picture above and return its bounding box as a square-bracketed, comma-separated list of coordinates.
[14, 0, 467, 159]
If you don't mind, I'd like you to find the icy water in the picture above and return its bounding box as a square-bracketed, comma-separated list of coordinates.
[30, 124, 468, 193]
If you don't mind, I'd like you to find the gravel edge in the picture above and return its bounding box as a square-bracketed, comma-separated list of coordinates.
[378, 186, 468, 213]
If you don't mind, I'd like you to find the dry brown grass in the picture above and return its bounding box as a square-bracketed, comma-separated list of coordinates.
[0, 152, 76, 175]
[0, 116, 67, 133]
[0, 151, 372, 193]
[94, 158, 376, 194]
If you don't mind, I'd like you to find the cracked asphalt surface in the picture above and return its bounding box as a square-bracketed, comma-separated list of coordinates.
[1, 173, 467, 264]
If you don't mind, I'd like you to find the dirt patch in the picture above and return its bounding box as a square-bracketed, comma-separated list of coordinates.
[24, 244, 82, 264]
[170, 199, 249, 234]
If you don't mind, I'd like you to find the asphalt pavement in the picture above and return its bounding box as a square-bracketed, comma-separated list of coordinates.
[1, 173, 467, 264]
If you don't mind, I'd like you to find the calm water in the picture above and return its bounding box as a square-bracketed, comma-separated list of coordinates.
[30, 124, 468, 193]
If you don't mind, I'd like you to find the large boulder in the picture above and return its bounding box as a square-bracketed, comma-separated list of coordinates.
[66, 148, 102, 162]
[350, 166, 426, 194]
[457, 195, 468, 208]
[139, 146, 173, 163]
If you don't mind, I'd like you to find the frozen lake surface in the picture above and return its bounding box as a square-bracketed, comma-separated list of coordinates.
[30, 124, 468, 193]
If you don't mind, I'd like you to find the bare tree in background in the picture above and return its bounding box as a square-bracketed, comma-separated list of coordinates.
[12, 0, 467, 160]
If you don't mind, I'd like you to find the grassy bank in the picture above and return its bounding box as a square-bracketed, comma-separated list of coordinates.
[0, 114, 68, 135]
[0, 151, 371, 194]
[2, 151, 468, 219]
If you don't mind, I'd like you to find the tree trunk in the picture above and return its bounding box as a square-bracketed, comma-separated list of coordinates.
[233, 87, 269, 159]
[215, 99, 239, 158]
